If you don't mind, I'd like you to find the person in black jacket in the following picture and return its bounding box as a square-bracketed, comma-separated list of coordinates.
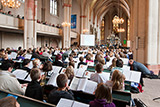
[48, 74, 74, 105]
[25, 68, 43, 101]
[31, 48, 41, 59]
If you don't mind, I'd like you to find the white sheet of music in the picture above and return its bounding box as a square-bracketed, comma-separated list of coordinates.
[72, 101, 89, 107]
[130, 71, 141, 83]
[83, 71, 95, 79]
[25, 74, 31, 82]
[57, 98, 73, 107]
[75, 68, 85, 77]
[12, 69, 28, 80]
[77, 78, 87, 91]
[79, 65, 88, 71]
[123, 70, 131, 81]
[10, 52, 17, 59]
[47, 73, 59, 87]
[70, 77, 80, 90]
[84, 80, 97, 94]
[25, 54, 32, 59]
[121, 58, 129, 65]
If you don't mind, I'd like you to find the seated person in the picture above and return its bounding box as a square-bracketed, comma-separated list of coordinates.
[32, 58, 42, 68]
[77, 56, 87, 68]
[42, 61, 52, 76]
[48, 74, 74, 105]
[54, 54, 64, 67]
[106, 70, 125, 91]
[86, 54, 94, 63]
[31, 48, 41, 59]
[25, 68, 43, 101]
[68, 61, 75, 68]
[65, 66, 74, 80]
[0, 96, 20, 107]
[22, 59, 31, 73]
[111, 59, 123, 74]
[0, 61, 26, 95]
[89, 83, 115, 107]
[90, 63, 108, 84]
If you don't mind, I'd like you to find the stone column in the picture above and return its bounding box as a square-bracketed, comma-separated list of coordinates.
[62, 0, 72, 48]
[146, 0, 159, 65]
[24, 0, 37, 49]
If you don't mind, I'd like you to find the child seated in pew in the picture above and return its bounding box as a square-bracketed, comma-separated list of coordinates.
[32, 58, 42, 69]
[89, 83, 115, 107]
[48, 74, 74, 105]
[90, 63, 108, 84]
[106, 70, 126, 91]
[25, 68, 43, 101]
[65, 66, 74, 80]
[111, 59, 123, 74]
[77, 56, 87, 68]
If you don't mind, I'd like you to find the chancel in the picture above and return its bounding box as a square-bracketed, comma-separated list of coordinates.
[0, 0, 159, 107]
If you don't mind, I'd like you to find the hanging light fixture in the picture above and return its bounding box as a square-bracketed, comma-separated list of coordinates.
[1, 0, 21, 8]
[62, 21, 71, 27]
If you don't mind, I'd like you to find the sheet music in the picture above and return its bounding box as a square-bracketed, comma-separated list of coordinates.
[122, 65, 130, 72]
[12, 69, 29, 80]
[70, 77, 80, 90]
[75, 68, 86, 77]
[123, 70, 131, 81]
[28, 61, 33, 69]
[10, 52, 17, 59]
[25, 74, 31, 82]
[57, 98, 73, 107]
[47, 73, 59, 87]
[25, 54, 32, 59]
[79, 65, 88, 71]
[83, 71, 95, 79]
[130, 71, 141, 83]
[84, 80, 97, 94]
[72, 101, 89, 107]
[121, 58, 129, 65]
[77, 78, 87, 91]
[87, 62, 94, 66]
[60, 68, 66, 74]
[52, 66, 62, 73]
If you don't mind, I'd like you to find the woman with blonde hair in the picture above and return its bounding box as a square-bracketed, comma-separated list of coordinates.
[106, 70, 125, 90]
[65, 66, 74, 80]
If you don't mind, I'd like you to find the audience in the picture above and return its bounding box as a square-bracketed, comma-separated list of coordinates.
[77, 56, 87, 68]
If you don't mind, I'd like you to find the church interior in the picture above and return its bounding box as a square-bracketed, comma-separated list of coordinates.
[0, 0, 159, 107]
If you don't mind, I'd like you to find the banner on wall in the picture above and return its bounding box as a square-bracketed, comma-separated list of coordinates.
[71, 14, 76, 29]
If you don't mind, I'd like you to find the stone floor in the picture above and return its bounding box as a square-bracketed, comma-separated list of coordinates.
[132, 78, 160, 107]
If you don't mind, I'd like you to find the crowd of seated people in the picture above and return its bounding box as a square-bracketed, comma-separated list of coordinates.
[0, 45, 157, 106]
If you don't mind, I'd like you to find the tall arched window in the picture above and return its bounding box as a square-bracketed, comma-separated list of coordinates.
[50, 0, 58, 16]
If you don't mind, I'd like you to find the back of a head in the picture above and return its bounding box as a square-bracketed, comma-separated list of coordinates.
[116, 59, 123, 68]
[30, 68, 41, 81]
[32, 58, 40, 67]
[1, 61, 13, 70]
[65, 66, 74, 79]
[69, 61, 75, 68]
[79, 56, 84, 62]
[22, 59, 30, 67]
[111, 70, 125, 90]
[95, 83, 112, 103]
[42, 61, 52, 72]
[56, 74, 68, 88]
[0, 96, 17, 107]
[95, 63, 103, 73]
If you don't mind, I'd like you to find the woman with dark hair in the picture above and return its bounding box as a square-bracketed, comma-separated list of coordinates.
[89, 83, 115, 107]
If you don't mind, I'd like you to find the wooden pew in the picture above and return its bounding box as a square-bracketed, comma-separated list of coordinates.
[0, 90, 55, 107]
